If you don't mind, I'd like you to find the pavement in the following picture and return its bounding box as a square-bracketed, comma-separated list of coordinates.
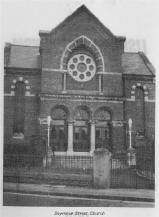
[3, 182, 155, 202]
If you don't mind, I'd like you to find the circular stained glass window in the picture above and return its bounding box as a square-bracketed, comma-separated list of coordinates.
[67, 54, 96, 82]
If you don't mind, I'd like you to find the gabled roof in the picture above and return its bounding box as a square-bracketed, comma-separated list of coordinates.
[122, 52, 155, 76]
[4, 44, 155, 77]
[39, 5, 125, 42]
[4, 44, 40, 69]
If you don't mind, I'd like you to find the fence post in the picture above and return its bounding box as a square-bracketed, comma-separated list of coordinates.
[93, 148, 111, 189]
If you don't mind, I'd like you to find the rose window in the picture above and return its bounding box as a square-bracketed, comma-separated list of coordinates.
[68, 54, 96, 82]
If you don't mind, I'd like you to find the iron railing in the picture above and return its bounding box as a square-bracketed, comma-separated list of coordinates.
[4, 150, 154, 189]
[3, 154, 43, 168]
[111, 153, 154, 189]
[4, 154, 93, 174]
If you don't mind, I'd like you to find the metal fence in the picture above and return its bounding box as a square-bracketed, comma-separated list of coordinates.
[4, 149, 154, 189]
[3, 154, 43, 168]
[136, 145, 155, 182]
[3, 154, 93, 187]
[111, 152, 154, 189]
[51, 155, 93, 173]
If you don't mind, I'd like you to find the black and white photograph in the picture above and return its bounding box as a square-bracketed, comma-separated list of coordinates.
[1, 0, 158, 216]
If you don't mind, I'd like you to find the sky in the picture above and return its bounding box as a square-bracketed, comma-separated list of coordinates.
[1, 0, 159, 69]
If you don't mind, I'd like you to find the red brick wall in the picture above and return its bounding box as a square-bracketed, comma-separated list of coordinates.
[39, 98, 125, 152]
[4, 72, 41, 94]
[66, 74, 98, 91]
[4, 73, 41, 144]
[4, 10, 155, 153]
[41, 70, 63, 93]
[103, 73, 123, 96]
[40, 11, 124, 94]
[4, 97, 14, 143]
[112, 125, 125, 153]
[40, 11, 123, 71]
[24, 97, 40, 138]
[145, 102, 155, 140]
[40, 98, 124, 120]
[124, 78, 155, 144]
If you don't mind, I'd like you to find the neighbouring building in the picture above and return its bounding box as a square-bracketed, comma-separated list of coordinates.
[4, 5, 155, 156]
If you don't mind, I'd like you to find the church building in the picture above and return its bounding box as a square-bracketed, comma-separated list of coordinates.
[4, 5, 155, 156]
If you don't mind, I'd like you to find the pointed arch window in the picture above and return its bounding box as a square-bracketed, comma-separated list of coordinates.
[13, 81, 25, 136]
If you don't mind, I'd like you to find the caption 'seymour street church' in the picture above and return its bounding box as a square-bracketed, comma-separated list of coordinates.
[4, 5, 155, 156]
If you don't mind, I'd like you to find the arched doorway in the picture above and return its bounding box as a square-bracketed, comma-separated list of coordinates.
[94, 108, 112, 151]
[73, 106, 90, 152]
[50, 106, 69, 152]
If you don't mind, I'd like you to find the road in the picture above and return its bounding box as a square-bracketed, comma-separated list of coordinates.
[3, 192, 154, 207]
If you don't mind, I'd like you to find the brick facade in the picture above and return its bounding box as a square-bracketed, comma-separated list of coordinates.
[4, 5, 155, 155]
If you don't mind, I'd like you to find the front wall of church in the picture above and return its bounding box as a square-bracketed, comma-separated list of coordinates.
[40, 11, 123, 96]
[38, 11, 126, 154]
[4, 9, 155, 154]
[40, 11, 123, 72]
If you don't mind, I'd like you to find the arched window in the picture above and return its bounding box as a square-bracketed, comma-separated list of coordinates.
[13, 81, 25, 136]
[73, 106, 90, 152]
[94, 108, 111, 151]
[61, 35, 104, 92]
[50, 106, 68, 152]
[61, 35, 104, 72]
[135, 87, 145, 135]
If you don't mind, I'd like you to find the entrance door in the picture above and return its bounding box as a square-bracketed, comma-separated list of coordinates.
[95, 121, 111, 151]
[50, 120, 68, 152]
[73, 120, 90, 152]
